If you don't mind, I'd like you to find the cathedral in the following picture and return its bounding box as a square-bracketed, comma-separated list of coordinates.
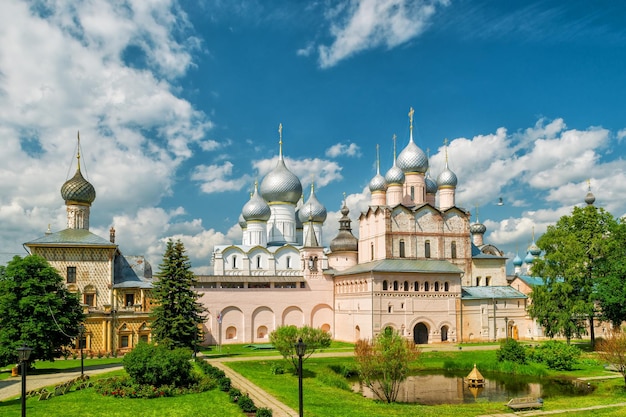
[196, 110, 538, 345]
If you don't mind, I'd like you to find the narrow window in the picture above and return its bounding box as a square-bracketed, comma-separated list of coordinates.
[486, 276, 491, 286]
[125, 293, 135, 307]
[286, 256, 291, 269]
[393, 281, 399, 291]
[410, 186, 415, 201]
[67, 266, 77, 283]
[120, 335, 129, 348]
[382, 280, 388, 290]
[451, 241, 457, 259]
[371, 243, 374, 260]
[444, 282, 449, 292]
[388, 305, 392, 313]
[399, 240, 405, 258]
[256, 256, 261, 269]
[435, 282, 440, 292]
[404, 281, 409, 292]
[232, 255, 237, 269]
[424, 282, 429, 291]
[84, 293, 95, 306]
[476, 276, 481, 286]
[425, 240, 431, 258]
[414, 281, 419, 292]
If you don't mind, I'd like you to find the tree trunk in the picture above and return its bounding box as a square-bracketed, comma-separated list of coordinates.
[589, 316, 595, 350]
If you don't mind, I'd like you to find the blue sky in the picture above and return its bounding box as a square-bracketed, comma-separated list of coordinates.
[1, 0, 625, 273]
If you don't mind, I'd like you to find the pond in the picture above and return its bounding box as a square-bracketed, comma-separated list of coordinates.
[352, 370, 595, 405]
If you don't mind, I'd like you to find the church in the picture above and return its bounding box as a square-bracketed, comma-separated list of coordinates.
[196, 109, 537, 346]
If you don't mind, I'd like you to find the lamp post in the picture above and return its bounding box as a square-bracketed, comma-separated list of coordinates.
[78, 324, 85, 376]
[295, 338, 307, 417]
[17, 344, 32, 417]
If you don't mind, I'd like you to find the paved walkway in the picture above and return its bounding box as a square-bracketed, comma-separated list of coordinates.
[0, 364, 122, 401]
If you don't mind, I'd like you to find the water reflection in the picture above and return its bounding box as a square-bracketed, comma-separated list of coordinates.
[352, 371, 593, 405]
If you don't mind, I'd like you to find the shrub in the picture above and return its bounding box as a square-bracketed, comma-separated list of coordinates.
[497, 339, 527, 364]
[328, 363, 359, 378]
[530, 340, 580, 370]
[218, 376, 231, 392]
[270, 362, 285, 375]
[238, 394, 257, 413]
[229, 387, 242, 402]
[256, 408, 273, 417]
[123, 341, 194, 387]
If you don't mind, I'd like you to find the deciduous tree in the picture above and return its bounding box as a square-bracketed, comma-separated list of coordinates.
[269, 325, 331, 372]
[151, 240, 206, 350]
[596, 330, 626, 387]
[354, 327, 420, 403]
[0, 255, 85, 366]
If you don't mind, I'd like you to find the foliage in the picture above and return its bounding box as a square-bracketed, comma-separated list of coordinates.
[218, 376, 231, 391]
[270, 362, 285, 375]
[528, 340, 581, 370]
[123, 341, 194, 387]
[255, 407, 273, 417]
[328, 363, 359, 378]
[93, 374, 215, 399]
[354, 327, 420, 403]
[529, 205, 618, 345]
[318, 369, 351, 390]
[0, 255, 85, 366]
[596, 329, 626, 387]
[228, 387, 242, 402]
[151, 239, 206, 350]
[269, 325, 331, 372]
[496, 338, 527, 364]
[595, 221, 626, 328]
[238, 394, 257, 412]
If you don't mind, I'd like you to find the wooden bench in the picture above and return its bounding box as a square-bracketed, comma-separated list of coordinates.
[506, 396, 544, 410]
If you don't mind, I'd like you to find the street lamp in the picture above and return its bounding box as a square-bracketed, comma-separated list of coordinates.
[17, 344, 32, 417]
[295, 338, 307, 417]
[78, 324, 85, 376]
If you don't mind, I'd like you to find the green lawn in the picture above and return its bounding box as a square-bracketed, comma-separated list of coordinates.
[200, 340, 355, 358]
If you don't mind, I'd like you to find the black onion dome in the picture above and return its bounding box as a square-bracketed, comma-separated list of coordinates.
[330, 201, 358, 252]
[61, 168, 96, 204]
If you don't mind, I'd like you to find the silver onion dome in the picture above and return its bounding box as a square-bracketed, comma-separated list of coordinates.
[385, 163, 405, 185]
[242, 183, 271, 222]
[330, 200, 358, 252]
[260, 157, 302, 205]
[425, 173, 437, 194]
[397, 134, 429, 173]
[368, 173, 387, 192]
[238, 213, 247, 229]
[437, 165, 458, 188]
[299, 184, 327, 223]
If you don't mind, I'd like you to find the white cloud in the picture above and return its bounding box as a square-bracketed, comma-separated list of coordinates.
[317, 0, 449, 68]
[325, 142, 361, 158]
[191, 162, 252, 193]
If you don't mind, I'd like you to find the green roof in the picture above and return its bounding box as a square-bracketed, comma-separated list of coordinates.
[461, 286, 527, 300]
[332, 259, 463, 276]
[25, 229, 116, 247]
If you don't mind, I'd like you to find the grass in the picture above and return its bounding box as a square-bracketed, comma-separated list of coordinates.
[225, 351, 626, 417]
[200, 340, 354, 359]
[0, 357, 123, 381]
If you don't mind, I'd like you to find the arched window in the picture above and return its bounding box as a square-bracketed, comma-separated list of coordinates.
[414, 281, 419, 292]
[410, 186, 415, 201]
[382, 280, 388, 290]
[444, 282, 449, 292]
[434, 282, 439, 292]
[451, 241, 457, 259]
[226, 326, 237, 340]
[256, 256, 261, 269]
[393, 281, 399, 291]
[371, 243, 374, 260]
[286, 256, 291, 269]
[425, 240, 431, 258]
[424, 282, 429, 291]
[399, 240, 405, 258]
[404, 281, 409, 292]
[232, 255, 237, 269]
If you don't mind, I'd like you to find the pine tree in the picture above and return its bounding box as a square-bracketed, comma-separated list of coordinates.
[151, 239, 206, 350]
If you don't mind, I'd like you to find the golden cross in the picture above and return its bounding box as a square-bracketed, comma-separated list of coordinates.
[408, 107, 414, 129]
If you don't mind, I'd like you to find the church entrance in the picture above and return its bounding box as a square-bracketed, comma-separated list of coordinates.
[413, 323, 429, 344]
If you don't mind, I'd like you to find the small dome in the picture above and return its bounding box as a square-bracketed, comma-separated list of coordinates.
[437, 165, 458, 188]
[238, 213, 247, 229]
[425, 173, 437, 194]
[529, 241, 541, 257]
[524, 252, 534, 264]
[299, 184, 327, 223]
[513, 253, 523, 267]
[242, 183, 271, 222]
[585, 191, 596, 205]
[385, 163, 405, 185]
[330, 201, 358, 252]
[61, 168, 96, 205]
[368, 173, 387, 192]
[470, 222, 487, 235]
[397, 134, 428, 173]
[260, 157, 302, 204]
